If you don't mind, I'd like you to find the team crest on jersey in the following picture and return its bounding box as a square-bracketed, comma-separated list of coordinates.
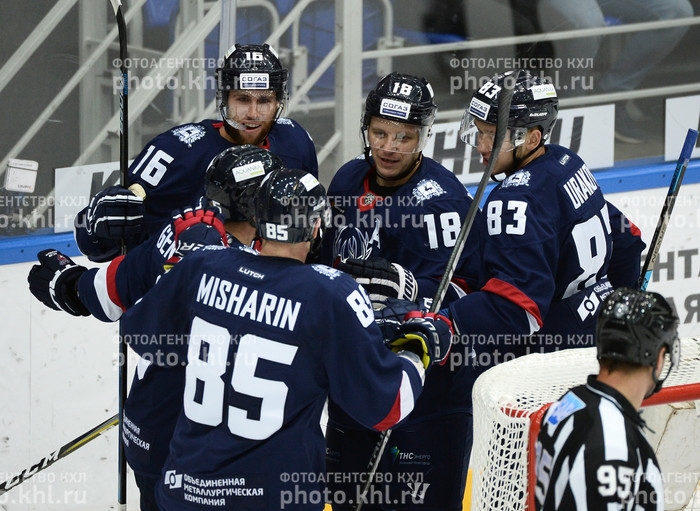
[171, 125, 206, 148]
[312, 265, 342, 279]
[358, 191, 379, 211]
[501, 170, 531, 188]
[333, 225, 378, 260]
[546, 391, 586, 426]
[412, 179, 445, 202]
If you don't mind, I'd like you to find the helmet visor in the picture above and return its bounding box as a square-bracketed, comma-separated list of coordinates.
[223, 90, 283, 125]
[365, 118, 431, 155]
[459, 114, 526, 153]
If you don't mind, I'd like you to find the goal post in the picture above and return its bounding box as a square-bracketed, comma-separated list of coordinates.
[470, 337, 700, 511]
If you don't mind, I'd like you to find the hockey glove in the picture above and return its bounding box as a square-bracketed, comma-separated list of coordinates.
[84, 185, 145, 240]
[388, 312, 453, 370]
[373, 297, 421, 340]
[336, 257, 418, 303]
[28, 249, 90, 316]
[164, 207, 229, 269]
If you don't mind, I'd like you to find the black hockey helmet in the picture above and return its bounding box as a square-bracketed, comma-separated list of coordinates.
[205, 145, 286, 223]
[216, 43, 288, 122]
[361, 73, 437, 155]
[460, 69, 559, 148]
[254, 168, 330, 245]
[596, 288, 680, 391]
[362, 72, 437, 128]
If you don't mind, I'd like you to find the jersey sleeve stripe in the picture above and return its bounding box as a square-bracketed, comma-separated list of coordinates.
[91, 256, 126, 321]
[372, 372, 417, 431]
[480, 277, 543, 330]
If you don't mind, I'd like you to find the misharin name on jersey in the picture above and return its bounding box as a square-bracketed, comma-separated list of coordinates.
[196, 272, 301, 331]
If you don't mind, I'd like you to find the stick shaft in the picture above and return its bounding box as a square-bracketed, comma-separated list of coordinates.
[0, 415, 119, 495]
[110, 1, 129, 507]
[637, 128, 698, 290]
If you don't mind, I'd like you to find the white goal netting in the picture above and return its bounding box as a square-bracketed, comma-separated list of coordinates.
[470, 337, 700, 510]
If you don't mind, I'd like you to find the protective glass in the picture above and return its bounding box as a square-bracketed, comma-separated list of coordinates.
[364, 119, 431, 155]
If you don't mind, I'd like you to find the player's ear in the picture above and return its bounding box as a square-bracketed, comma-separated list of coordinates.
[311, 218, 321, 239]
[654, 347, 667, 378]
[528, 128, 542, 148]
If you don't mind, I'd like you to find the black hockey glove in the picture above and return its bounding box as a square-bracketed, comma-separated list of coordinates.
[373, 297, 422, 341]
[28, 249, 89, 316]
[84, 185, 145, 240]
[388, 312, 453, 371]
[335, 257, 418, 302]
[164, 207, 229, 269]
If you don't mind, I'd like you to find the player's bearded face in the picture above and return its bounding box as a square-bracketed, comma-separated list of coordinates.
[224, 91, 279, 146]
[367, 118, 424, 184]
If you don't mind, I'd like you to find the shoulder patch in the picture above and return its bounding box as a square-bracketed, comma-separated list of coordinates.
[275, 117, 294, 126]
[311, 265, 342, 280]
[412, 179, 445, 201]
[171, 124, 206, 147]
[501, 170, 531, 188]
[546, 391, 586, 427]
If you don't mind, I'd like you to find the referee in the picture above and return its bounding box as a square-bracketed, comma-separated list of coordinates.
[534, 287, 680, 510]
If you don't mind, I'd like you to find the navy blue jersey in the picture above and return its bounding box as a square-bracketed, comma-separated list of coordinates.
[323, 155, 481, 283]
[76, 118, 317, 261]
[76, 209, 234, 476]
[449, 145, 621, 371]
[607, 201, 645, 289]
[322, 155, 479, 511]
[119, 246, 425, 511]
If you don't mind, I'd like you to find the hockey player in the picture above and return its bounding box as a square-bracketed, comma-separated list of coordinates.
[75, 43, 318, 262]
[322, 73, 481, 511]
[117, 168, 452, 510]
[324, 71, 480, 282]
[448, 69, 645, 355]
[535, 287, 680, 510]
[28, 146, 282, 511]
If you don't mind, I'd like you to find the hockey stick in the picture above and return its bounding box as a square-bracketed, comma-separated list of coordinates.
[354, 74, 517, 511]
[109, 0, 129, 508]
[0, 414, 119, 495]
[637, 128, 698, 290]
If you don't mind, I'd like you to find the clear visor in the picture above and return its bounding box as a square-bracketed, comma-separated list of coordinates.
[364, 119, 431, 155]
[459, 113, 527, 153]
[223, 90, 284, 126]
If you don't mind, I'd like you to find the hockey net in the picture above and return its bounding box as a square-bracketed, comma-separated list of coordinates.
[470, 337, 700, 511]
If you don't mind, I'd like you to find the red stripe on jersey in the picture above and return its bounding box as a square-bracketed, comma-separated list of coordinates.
[481, 278, 543, 327]
[373, 393, 402, 431]
[629, 221, 642, 238]
[107, 255, 126, 312]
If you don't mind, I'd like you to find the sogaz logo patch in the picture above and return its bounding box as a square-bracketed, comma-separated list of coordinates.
[468, 97, 490, 120]
[240, 73, 270, 89]
[380, 98, 411, 120]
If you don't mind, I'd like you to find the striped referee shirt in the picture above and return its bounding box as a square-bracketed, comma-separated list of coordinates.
[534, 375, 663, 510]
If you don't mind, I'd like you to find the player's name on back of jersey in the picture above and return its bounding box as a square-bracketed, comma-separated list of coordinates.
[197, 272, 301, 331]
[562, 164, 599, 210]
